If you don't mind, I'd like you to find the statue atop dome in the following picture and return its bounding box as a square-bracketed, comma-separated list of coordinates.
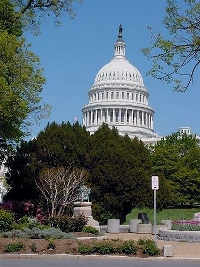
[118, 24, 123, 41]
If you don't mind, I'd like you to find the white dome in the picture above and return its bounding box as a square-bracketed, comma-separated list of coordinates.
[94, 56, 144, 87]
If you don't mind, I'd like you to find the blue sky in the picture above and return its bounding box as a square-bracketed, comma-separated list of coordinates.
[27, 0, 200, 138]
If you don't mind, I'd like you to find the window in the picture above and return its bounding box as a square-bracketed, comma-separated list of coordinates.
[111, 92, 114, 99]
[106, 92, 109, 99]
[131, 93, 133, 100]
[127, 92, 129, 99]
[136, 94, 138, 102]
[102, 92, 104, 99]
[122, 92, 124, 99]
[116, 92, 119, 99]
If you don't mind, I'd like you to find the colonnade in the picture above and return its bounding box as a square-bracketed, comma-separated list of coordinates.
[83, 108, 153, 129]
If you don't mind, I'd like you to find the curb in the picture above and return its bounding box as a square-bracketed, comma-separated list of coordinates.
[0, 254, 200, 261]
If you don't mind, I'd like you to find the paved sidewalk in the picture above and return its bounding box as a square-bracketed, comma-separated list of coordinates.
[104, 233, 200, 259]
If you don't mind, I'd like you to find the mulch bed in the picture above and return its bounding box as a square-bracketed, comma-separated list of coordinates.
[0, 232, 100, 255]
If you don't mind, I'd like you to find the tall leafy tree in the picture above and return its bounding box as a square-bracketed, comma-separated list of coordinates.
[143, 0, 200, 91]
[151, 131, 200, 205]
[0, 0, 49, 166]
[88, 124, 153, 223]
[5, 121, 90, 201]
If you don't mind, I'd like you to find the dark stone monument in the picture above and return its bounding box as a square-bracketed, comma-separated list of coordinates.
[138, 213, 150, 224]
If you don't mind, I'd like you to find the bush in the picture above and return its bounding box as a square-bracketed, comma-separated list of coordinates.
[48, 215, 87, 232]
[47, 239, 56, 250]
[78, 244, 94, 254]
[5, 242, 24, 253]
[120, 240, 137, 255]
[138, 239, 160, 256]
[2, 227, 74, 239]
[30, 242, 37, 253]
[172, 222, 200, 231]
[78, 240, 137, 256]
[0, 209, 15, 232]
[82, 226, 99, 235]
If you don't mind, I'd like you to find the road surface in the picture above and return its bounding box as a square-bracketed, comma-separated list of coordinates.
[0, 256, 200, 267]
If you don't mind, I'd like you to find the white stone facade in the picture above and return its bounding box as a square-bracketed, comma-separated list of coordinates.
[82, 25, 160, 144]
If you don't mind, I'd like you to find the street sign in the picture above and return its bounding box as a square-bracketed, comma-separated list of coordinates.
[152, 176, 159, 190]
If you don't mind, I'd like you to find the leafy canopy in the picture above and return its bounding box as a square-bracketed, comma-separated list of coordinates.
[151, 131, 200, 205]
[143, 0, 200, 91]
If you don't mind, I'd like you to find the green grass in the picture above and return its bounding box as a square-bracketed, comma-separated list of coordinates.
[125, 208, 200, 224]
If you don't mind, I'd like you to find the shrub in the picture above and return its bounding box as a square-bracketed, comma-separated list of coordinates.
[120, 240, 137, 255]
[78, 244, 94, 254]
[82, 226, 99, 235]
[5, 242, 24, 253]
[2, 227, 74, 239]
[48, 215, 87, 232]
[138, 239, 160, 256]
[47, 239, 56, 250]
[0, 209, 15, 232]
[78, 240, 138, 255]
[30, 242, 37, 253]
[172, 221, 200, 231]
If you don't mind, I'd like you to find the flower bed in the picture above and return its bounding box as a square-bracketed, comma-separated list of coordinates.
[172, 220, 200, 231]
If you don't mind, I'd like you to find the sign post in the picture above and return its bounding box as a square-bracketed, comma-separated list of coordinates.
[152, 176, 159, 237]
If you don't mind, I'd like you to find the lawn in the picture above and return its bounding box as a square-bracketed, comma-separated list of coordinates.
[125, 208, 200, 224]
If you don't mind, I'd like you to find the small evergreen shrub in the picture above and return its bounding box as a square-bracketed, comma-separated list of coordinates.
[0, 209, 15, 232]
[138, 239, 160, 256]
[82, 226, 99, 235]
[78, 240, 137, 256]
[30, 242, 37, 253]
[5, 242, 24, 253]
[78, 244, 94, 254]
[47, 239, 56, 250]
[120, 240, 137, 255]
[48, 215, 87, 232]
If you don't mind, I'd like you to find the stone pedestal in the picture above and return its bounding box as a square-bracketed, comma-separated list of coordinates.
[73, 202, 99, 228]
[163, 245, 174, 257]
[107, 219, 120, 233]
[137, 223, 152, 234]
[194, 212, 200, 222]
[129, 219, 141, 233]
[161, 220, 172, 230]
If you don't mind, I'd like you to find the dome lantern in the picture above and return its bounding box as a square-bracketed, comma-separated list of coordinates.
[114, 24, 126, 57]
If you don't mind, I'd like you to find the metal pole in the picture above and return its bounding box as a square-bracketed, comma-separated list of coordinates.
[153, 189, 157, 237]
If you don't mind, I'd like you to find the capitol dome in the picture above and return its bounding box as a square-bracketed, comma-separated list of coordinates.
[94, 57, 144, 88]
[82, 25, 160, 143]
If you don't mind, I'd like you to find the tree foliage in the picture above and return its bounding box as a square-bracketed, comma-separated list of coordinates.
[151, 131, 200, 205]
[12, 0, 81, 33]
[0, 0, 48, 160]
[143, 0, 200, 91]
[5, 121, 90, 201]
[88, 124, 153, 223]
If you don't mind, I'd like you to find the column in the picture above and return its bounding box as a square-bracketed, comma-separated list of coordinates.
[137, 110, 140, 126]
[107, 109, 110, 123]
[113, 108, 116, 123]
[125, 109, 128, 124]
[130, 110, 133, 125]
[119, 108, 121, 123]
[151, 115, 154, 130]
[95, 109, 98, 125]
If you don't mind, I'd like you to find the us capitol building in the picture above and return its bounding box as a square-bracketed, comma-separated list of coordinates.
[82, 25, 161, 144]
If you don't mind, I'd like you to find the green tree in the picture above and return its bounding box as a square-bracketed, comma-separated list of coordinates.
[88, 124, 153, 223]
[12, 0, 81, 33]
[0, 0, 49, 166]
[151, 131, 200, 205]
[5, 121, 90, 201]
[143, 0, 200, 91]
